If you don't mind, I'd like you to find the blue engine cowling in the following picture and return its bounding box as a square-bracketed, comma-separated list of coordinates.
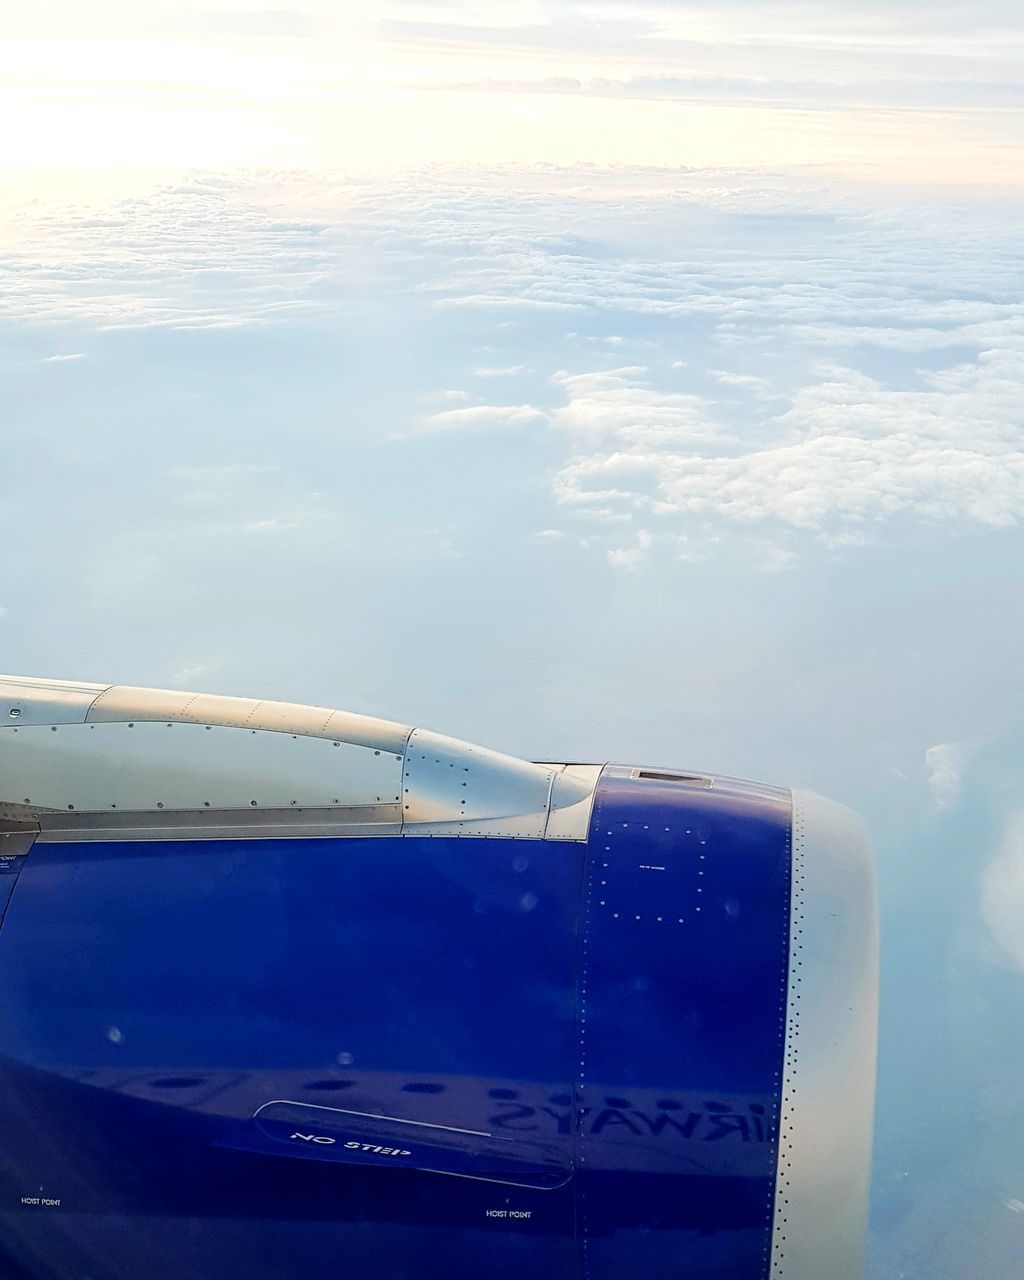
[0, 677, 877, 1280]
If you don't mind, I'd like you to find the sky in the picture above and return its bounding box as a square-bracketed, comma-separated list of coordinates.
[1, 3, 1024, 1276]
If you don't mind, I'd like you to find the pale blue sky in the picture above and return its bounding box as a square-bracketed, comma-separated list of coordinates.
[1, 4, 1023, 1275]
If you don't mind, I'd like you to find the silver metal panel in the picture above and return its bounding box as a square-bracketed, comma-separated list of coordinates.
[770, 790, 878, 1280]
[544, 764, 603, 841]
[87, 684, 412, 754]
[0, 676, 599, 844]
[33, 804, 403, 843]
[401, 728, 557, 839]
[0, 674, 109, 727]
[0, 823, 38, 857]
[0, 722, 403, 814]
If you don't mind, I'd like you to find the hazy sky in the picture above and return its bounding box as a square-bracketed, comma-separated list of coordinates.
[3, 1, 1024, 178]
[1, 4, 1023, 1277]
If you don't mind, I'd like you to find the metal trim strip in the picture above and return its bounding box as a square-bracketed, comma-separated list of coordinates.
[33, 804, 404, 843]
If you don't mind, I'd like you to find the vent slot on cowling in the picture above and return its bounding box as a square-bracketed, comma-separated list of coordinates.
[629, 769, 713, 787]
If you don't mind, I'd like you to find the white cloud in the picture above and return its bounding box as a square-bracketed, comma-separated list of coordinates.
[981, 811, 1024, 971]
[474, 364, 526, 377]
[243, 518, 301, 534]
[551, 367, 728, 449]
[41, 352, 85, 363]
[607, 527, 652, 570]
[419, 403, 546, 431]
[682, 355, 1024, 528]
[746, 541, 799, 573]
[549, 349, 1024, 555]
[926, 741, 965, 810]
[708, 369, 775, 397]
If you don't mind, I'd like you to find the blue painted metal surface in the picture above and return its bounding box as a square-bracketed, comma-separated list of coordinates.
[577, 768, 791, 1279]
[0, 768, 791, 1280]
[0, 854, 21, 923]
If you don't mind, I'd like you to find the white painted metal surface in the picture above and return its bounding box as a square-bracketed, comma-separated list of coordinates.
[86, 683, 412, 754]
[769, 790, 878, 1280]
[0, 676, 602, 843]
[0, 675, 107, 726]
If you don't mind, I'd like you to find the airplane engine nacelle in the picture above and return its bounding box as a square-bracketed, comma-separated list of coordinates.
[0, 676, 876, 1280]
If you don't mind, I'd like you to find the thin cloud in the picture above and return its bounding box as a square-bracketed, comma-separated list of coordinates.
[168, 658, 224, 688]
[981, 811, 1024, 971]
[0, 181, 332, 331]
[926, 742, 965, 810]
[419, 403, 546, 431]
[607, 528, 652, 571]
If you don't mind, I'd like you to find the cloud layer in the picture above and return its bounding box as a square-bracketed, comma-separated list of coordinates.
[4, 167, 1022, 568]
